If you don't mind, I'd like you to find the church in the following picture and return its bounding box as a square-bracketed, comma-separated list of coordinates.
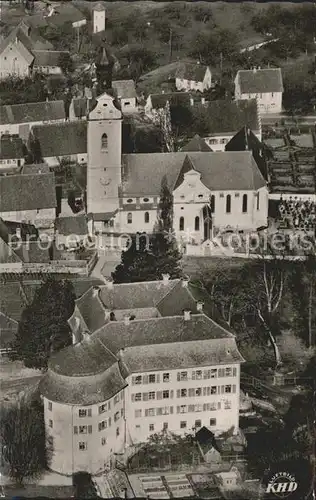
[86, 91, 269, 245]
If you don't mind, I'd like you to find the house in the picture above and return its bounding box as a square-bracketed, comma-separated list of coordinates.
[144, 92, 194, 117]
[181, 134, 213, 152]
[0, 136, 26, 169]
[201, 99, 261, 151]
[45, 4, 87, 29]
[0, 172, 57, 230]
[55, 214, 89, 248]
[33, 50, 70, 75]
[0, 21, 56, 79]
[0, 100, 66, 138]
[175, 62, 213, 93]
[39, 276, 244, 474]
[225, 126, 269, 181]
[30, 121, 87, 167]
[196, 426, 222, 464]
[68, 97, 96, 121]
[93, 3, 107, 34]
[234, 68, 283, 114]
[112, 80, 137, 113]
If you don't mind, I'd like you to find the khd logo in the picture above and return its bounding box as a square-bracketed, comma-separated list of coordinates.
[265, 472, 298, 498]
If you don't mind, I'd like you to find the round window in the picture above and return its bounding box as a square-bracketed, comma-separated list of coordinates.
[143, 198, 149, 202]
[127, 199, 133, 203]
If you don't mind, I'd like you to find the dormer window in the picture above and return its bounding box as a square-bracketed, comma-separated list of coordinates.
[101, 133, 108, 150]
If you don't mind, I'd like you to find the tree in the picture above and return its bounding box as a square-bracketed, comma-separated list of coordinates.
[112, 234, 158, 284]
[153, 100, 175, 152]
[0, 395, 51, 485]
[58, 52, 74, 75]
[112, 177, 182, 283]
[0, 75, 47, 105]
[9, 278, 75, 370]
[119, 44, 157, 82]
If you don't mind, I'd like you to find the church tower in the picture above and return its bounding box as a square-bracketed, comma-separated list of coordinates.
[87, 92, 122, 215]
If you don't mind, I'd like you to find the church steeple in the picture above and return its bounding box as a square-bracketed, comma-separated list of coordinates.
[94, 38, 115, 94]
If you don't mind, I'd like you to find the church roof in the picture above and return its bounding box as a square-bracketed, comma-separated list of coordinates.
[182, 134, 213, 152]
[122, 151, 266, 196]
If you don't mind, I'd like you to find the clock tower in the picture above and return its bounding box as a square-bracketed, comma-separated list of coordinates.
[87, 92, 122, 215]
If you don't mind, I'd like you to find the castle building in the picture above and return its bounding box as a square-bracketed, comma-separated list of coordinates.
[40, 277, 245, 475]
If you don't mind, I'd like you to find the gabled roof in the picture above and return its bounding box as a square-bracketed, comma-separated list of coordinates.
[0, 173, 56, 212]
[33, 50, 69, 67]
[182, 134, 213, 152]
[176, 62, 209, 82]
[0, 24, 53, 55]
[93, 2, 106, 12]
[122, 151, 266, 196]
[237, 68, 283, 94]
[204, 99, 260, 135]
[0, 101, 66, 125]
[31, 121, 87, 157]
[0, 136, 25, 159]
[196, 426, 220, 454]
[112, 80, 137, 99]
[149, 92, 191, 110]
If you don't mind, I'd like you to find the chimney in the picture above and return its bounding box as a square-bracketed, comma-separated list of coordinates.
[196, 301, 204, 312]
[183, 309, 191, 321]
[162, 273, 170, 285]
[92, 286, 100, 298]
[124, 315, 130, 325]
[105, 277, 114, 289]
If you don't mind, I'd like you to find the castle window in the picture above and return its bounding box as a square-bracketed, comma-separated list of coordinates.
[194, 216, 200, 231]
[143, 198, 149, 202]
[242, 194, 248, 213]
[48, 402, 52, 411]
[127, 212, 132, 224]
[226, 195, 231, 213]
[179, 217, 184, 231]
[101, 133, 108, 150]
[144, 212, 149, 223]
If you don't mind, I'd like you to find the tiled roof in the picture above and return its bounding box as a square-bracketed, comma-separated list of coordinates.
[182, 135, 213, 152]
[149, 92, 191, 110]
[205, 99, 260, 135]
[237, 68, 283, 94]
[55, 215, 88, 236]
[33, 50, 69, 67]
[0, 173, 56, 212]
[0, 101, 66, 126]
[0, 136, 25, 159]
[31, 121, 87, 157]
[100, 280, 178, 311]
[70, 97, 95, 118]
[48, 313, 243, 380]
[176, 62, 209, 82]
[112, 80, 137, 99]
[47, 4, 86, 26]
[93, 2, 106, 11]
[0, 24, 53, 55]
[122, 151, 266, 196]
[74, 287, 107, 333]
[40, 362, 127, 404]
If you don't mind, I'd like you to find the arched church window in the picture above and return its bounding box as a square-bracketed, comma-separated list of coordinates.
[127, 212, 132, 224]
[144, 212, 150, 223]
[226, 195, 231, 214]
[179, 217, 184, 231]
[242, 194, 248, 213]
[195, 216, 200, 231]
[101, 133, 108, 150]
[210, 195, 215, 213]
